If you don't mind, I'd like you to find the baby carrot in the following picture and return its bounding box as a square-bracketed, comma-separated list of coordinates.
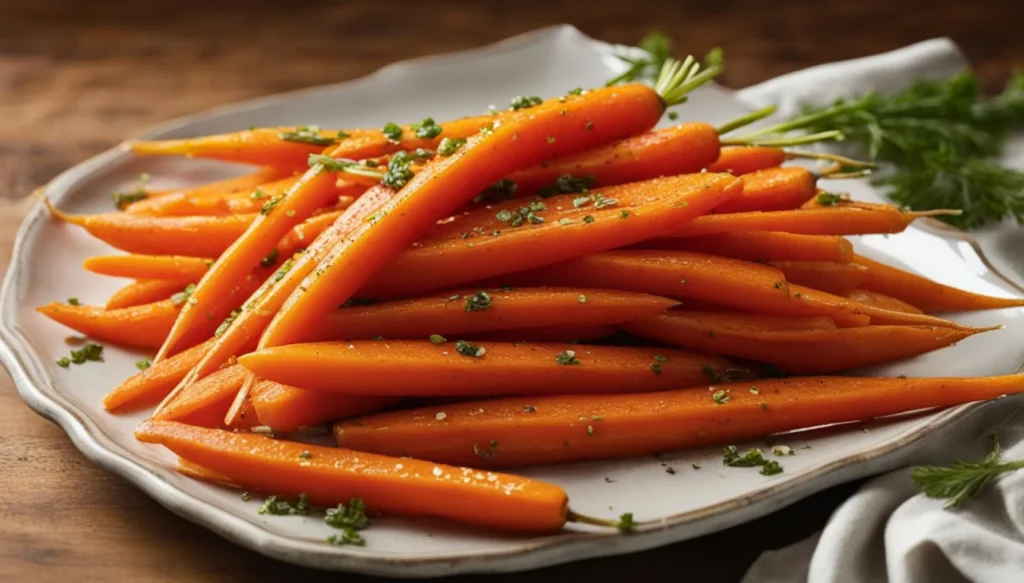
[639, 232, 854, 263]
[845, 289, 924, 314]
[84, 255, 211, 282]
[136, 420, 571, 533]
[706, 145, 786, 174]
[155, 167, 342, 361]
[102, 339, 214, 412]
[126, 176, 296, 216]
[623, 311, 991, 374]
[333, 374, 1024, 468]
[308, 288, 677, 342]
[155, 365, 261, 428]
[239, 341, 751, 396]
[126, 168, 294, 207]
[714, 166, 817, 214]
[469, 324, 618, 343]
[37, 300, 180, 350]
[105, 279, 193, 310]
[261, 62, 720, 350]
[360, 173, 742, 298]
[506, 123, 720, 194]
[853, 255, 1024, 312]
[251, 381, 398, 432]
[768, 261, 869, 295]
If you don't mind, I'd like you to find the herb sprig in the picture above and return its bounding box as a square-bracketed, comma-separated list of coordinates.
[792, 70, 1024, 229]
[911, 435, 1024, 509]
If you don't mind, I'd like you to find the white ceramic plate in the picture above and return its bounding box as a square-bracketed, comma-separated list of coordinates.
[3, 25, 1024, 577]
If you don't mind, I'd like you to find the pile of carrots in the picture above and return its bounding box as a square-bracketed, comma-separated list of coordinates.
[38, 55, 1024, 536]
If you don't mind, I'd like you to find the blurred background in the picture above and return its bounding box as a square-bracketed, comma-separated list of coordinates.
[0, 0, 1019, 581]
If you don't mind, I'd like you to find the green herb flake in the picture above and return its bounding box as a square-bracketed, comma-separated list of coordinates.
[619, 210, 630, 219]
[411, 117, 443, 139]
[241, 492, 252, 501]
[582, 215, 596, 224]
[464, 291, 493, 312]
[250, 189, 266, 200]
[555, 350, 581, 366]
[509, 95, 543, 111]
[112, 187, 147, 209]
[429, 334, 447, 344]
[668, 111, 679, 121]
[278, 125, 336, 146]
[258, 493, 312, 516]
[712, 389, 730, 405]
[381, 122, 403, 142]
[537, 174, 597, 198]
[816, 192, 846, 206]
[617, 512, 636, 532]
[136, 358, 152, 371]
[455, 340, 486, 358]
[382, 151, 415, 190]
[567, 87, 584, 96]
[56, 357, 70, 368]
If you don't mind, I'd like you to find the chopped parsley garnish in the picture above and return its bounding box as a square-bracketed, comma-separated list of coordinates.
[582, 215, 595, 224]
[537, 174, 597, 198]
[619, 210, 630, 219]
[712, 389, 730, 405]
[437, 137, 467, 156]
[215, 310, 240, 337]
[170, 283, 197, 307]
[567, 87, 584, 96]
[412, 148, 433, 159]
[324, 499, 371, 546]
[67, 297, 80, 306]
[278, 125, 336, 146]
[411, 117, 443, 139]
[650, 355, 667, 376]
[136, 358, 152, 371]
[498, 203, 546, 227]
[723, 445, 785, 476]
[455, 340, 486, 357]
[760, 461, 784, 476]
[112, 187, 147, 209]
[593, 193, 619, 209]
[617, 512, 636, 532]
[429, 334, 447, 344]
[464, 291, 492, 312]
[668, 111, 679, 121]
[816, 192, 846, 206]
[66, 343, 104, 365]
[381, 122, 403, 142]
[337, 130, 351, 139]
[559, 218, 575, 226]
[260, 194, 285, 215]
[382, 151, 415, 190]
[259, 248, 279, 268]
[250, 189, 266, 200]
[555, 350, 580, 365]
[259, 493, 312, 516]
[509, 95, 543, 111]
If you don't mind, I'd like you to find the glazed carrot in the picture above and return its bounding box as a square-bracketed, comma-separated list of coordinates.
[239, 340, 751, 396]
[714, 167, 817, 214]
[845, 289, 924, 314]
[84, 255, 211, 281]
[128, 128, 378, 168]
[656, 205, 951, 238]
[251, 381, 398, 432]
[623, 311, 990, 374]
[470, 324, 617, 343]
[262, 69, 718, 350]
[126, 176, 297, 216]
[167, 185, 396, 402]
[853, 255, 1024, 312]
[307, 288, 677, 342]
[360, 174, 742, 298]
[706, 145, 786, 174]
[105, 279, 193, 310]
[128, 168, 294, 204]
[176, 458, 236, 486]
[506, 123, 721, 194]
[102, 339, 215, 412]
[276, 209, 343, 252]
[37, 300, 179, 350]
[155, 365, 260, 428]
[136, 420, 571, 532]
[785, 283, 971, 329]
[333, 374, 1024, 468]
[155, 167, 342, 361]
[768, 261, 869, 295]
[635, 232, 854, 263]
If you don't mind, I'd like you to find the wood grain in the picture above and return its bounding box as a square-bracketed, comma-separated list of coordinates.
[0, 0, 1018, 580]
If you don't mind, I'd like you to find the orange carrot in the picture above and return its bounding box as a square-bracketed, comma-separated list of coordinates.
[333, 374, 1024, 468]
[635, 232, 854, 263]
[84, 255, 211, 281]
[168, 185, 396, 398]
[155, 365, 260, 428]
[155, 167, 342, 361]
[768, 261, 869, 295]
[136, 420, 571, 532]
[251, 381, 398, 432]
[706, 145, 786, 174]
[506, 123, 721, 194]
[845, 289, 924, 314]
[623, 311, 990, 374]
[239, 340, 751, 396]
[307, 288, 676, 342]
[656, 205, 947, 238]
[853, 255, 1024, 312]
[176, 457, 237, 486]
[105, 279, 193, 310]
[126, 168, 294, 205]
[360, 174, 742, 299]
[125, 175, 296, 216]
[261, 79, 710, 350]
[276, 209, 343, 252]
[102, 339, 214, 412]
[37, 300, 180, 350]
[470, 324, 618, 343]
[715, 167, 817, 214]
[785, 283, 971, 329]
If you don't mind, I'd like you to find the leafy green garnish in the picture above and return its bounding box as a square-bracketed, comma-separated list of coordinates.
[437, 137, 467, 156]
[816, 192, 846, 206]
[555, 350, 580, 365]
[259, 493, 312, 516]
[382, 151, 415, 190]
[454, 340, 486, 357]
[411, 117, 442, 139]
[912, 435, 1024, 509]
[791, 70, 1024, 229]
[67, 297, 80, 306]
[711, 389, 730, 405]
[509, 95, 543, 111]
[56, 342, 104, 368]
[112, 187, 147, 209]
[464, 291, 492, 312]
[382, 122, 403, 142]
[537, 174, 597, 198]
[429, 334, 447, 344]
[278, 125, 336, 146]
[617, 512, 636, 532]
[136, 358, 152, 371]
[723, 445, 784, 476]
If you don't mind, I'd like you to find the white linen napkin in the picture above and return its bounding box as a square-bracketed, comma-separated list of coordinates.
[732, 40, 1024, 583]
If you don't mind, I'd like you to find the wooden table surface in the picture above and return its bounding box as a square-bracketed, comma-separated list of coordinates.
[1, 1, 1020, 581]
